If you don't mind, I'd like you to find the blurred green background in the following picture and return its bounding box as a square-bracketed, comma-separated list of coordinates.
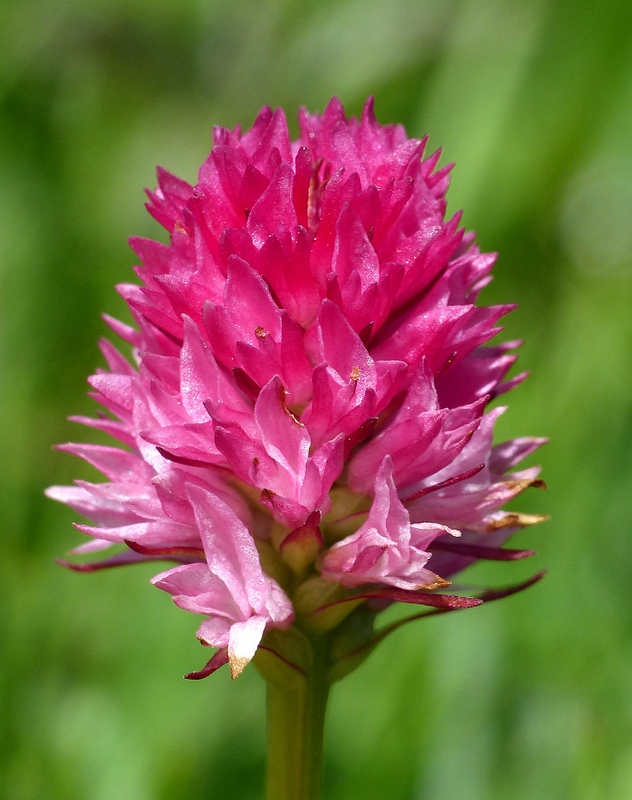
[2, 0, 632, 797]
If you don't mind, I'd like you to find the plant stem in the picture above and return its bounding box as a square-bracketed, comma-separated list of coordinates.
[264, 636, 330, 800]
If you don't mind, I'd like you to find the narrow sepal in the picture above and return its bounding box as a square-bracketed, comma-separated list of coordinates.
[311, 587, 482, 613]
[428, 540, 537, 561]
[184, 648, 229, 680]
[56, 552, 168, 571]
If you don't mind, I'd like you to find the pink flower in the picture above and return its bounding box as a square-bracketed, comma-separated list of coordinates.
[48, 98, 546, 679]
[151, 487, 293, 679]
[321, 456, 460, 590]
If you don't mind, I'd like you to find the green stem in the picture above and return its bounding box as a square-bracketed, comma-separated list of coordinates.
[264, 637, 330, 800]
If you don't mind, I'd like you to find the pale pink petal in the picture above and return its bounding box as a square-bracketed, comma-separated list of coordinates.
[322, 456, 456, 590]
[228, 616, 268, 678]
[186, 484, 267, 617]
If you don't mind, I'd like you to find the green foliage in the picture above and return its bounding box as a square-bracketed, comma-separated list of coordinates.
[2, 0, 632, 797]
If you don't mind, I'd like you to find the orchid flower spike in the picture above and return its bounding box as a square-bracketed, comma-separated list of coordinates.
[48, 97, 547, 681]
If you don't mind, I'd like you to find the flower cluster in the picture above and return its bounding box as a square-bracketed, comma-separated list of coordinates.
[48, 98, 546, 680]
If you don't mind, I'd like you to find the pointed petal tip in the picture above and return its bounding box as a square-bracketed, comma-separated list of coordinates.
[55, 557, 108, 573]
[184, 648, 229, 680]
[477, 570, 547, 603]
[430, 540, 538, 561]
[229, 653, 250, 679]
[420, 576, 451, 590]
[500, 477, 547, 495]
[56, 551, 156, 572]
[485, 512, 550, 531]
[56, 557, 84, 571]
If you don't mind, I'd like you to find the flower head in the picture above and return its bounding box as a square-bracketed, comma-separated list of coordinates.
[48, 98, 546, 679]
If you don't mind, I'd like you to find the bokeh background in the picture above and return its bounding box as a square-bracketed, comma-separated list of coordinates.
[2, 0, 632, 797]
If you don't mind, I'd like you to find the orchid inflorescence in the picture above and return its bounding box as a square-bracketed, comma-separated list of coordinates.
[48, 97, 546, 685]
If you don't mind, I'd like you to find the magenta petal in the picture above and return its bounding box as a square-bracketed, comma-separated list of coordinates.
[255, 376, 310, 481]
[306, 300, 375, 386]
[180, 316, 247, 422]
[247, 162, 297, 247]
[224, 257, 282, 338]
